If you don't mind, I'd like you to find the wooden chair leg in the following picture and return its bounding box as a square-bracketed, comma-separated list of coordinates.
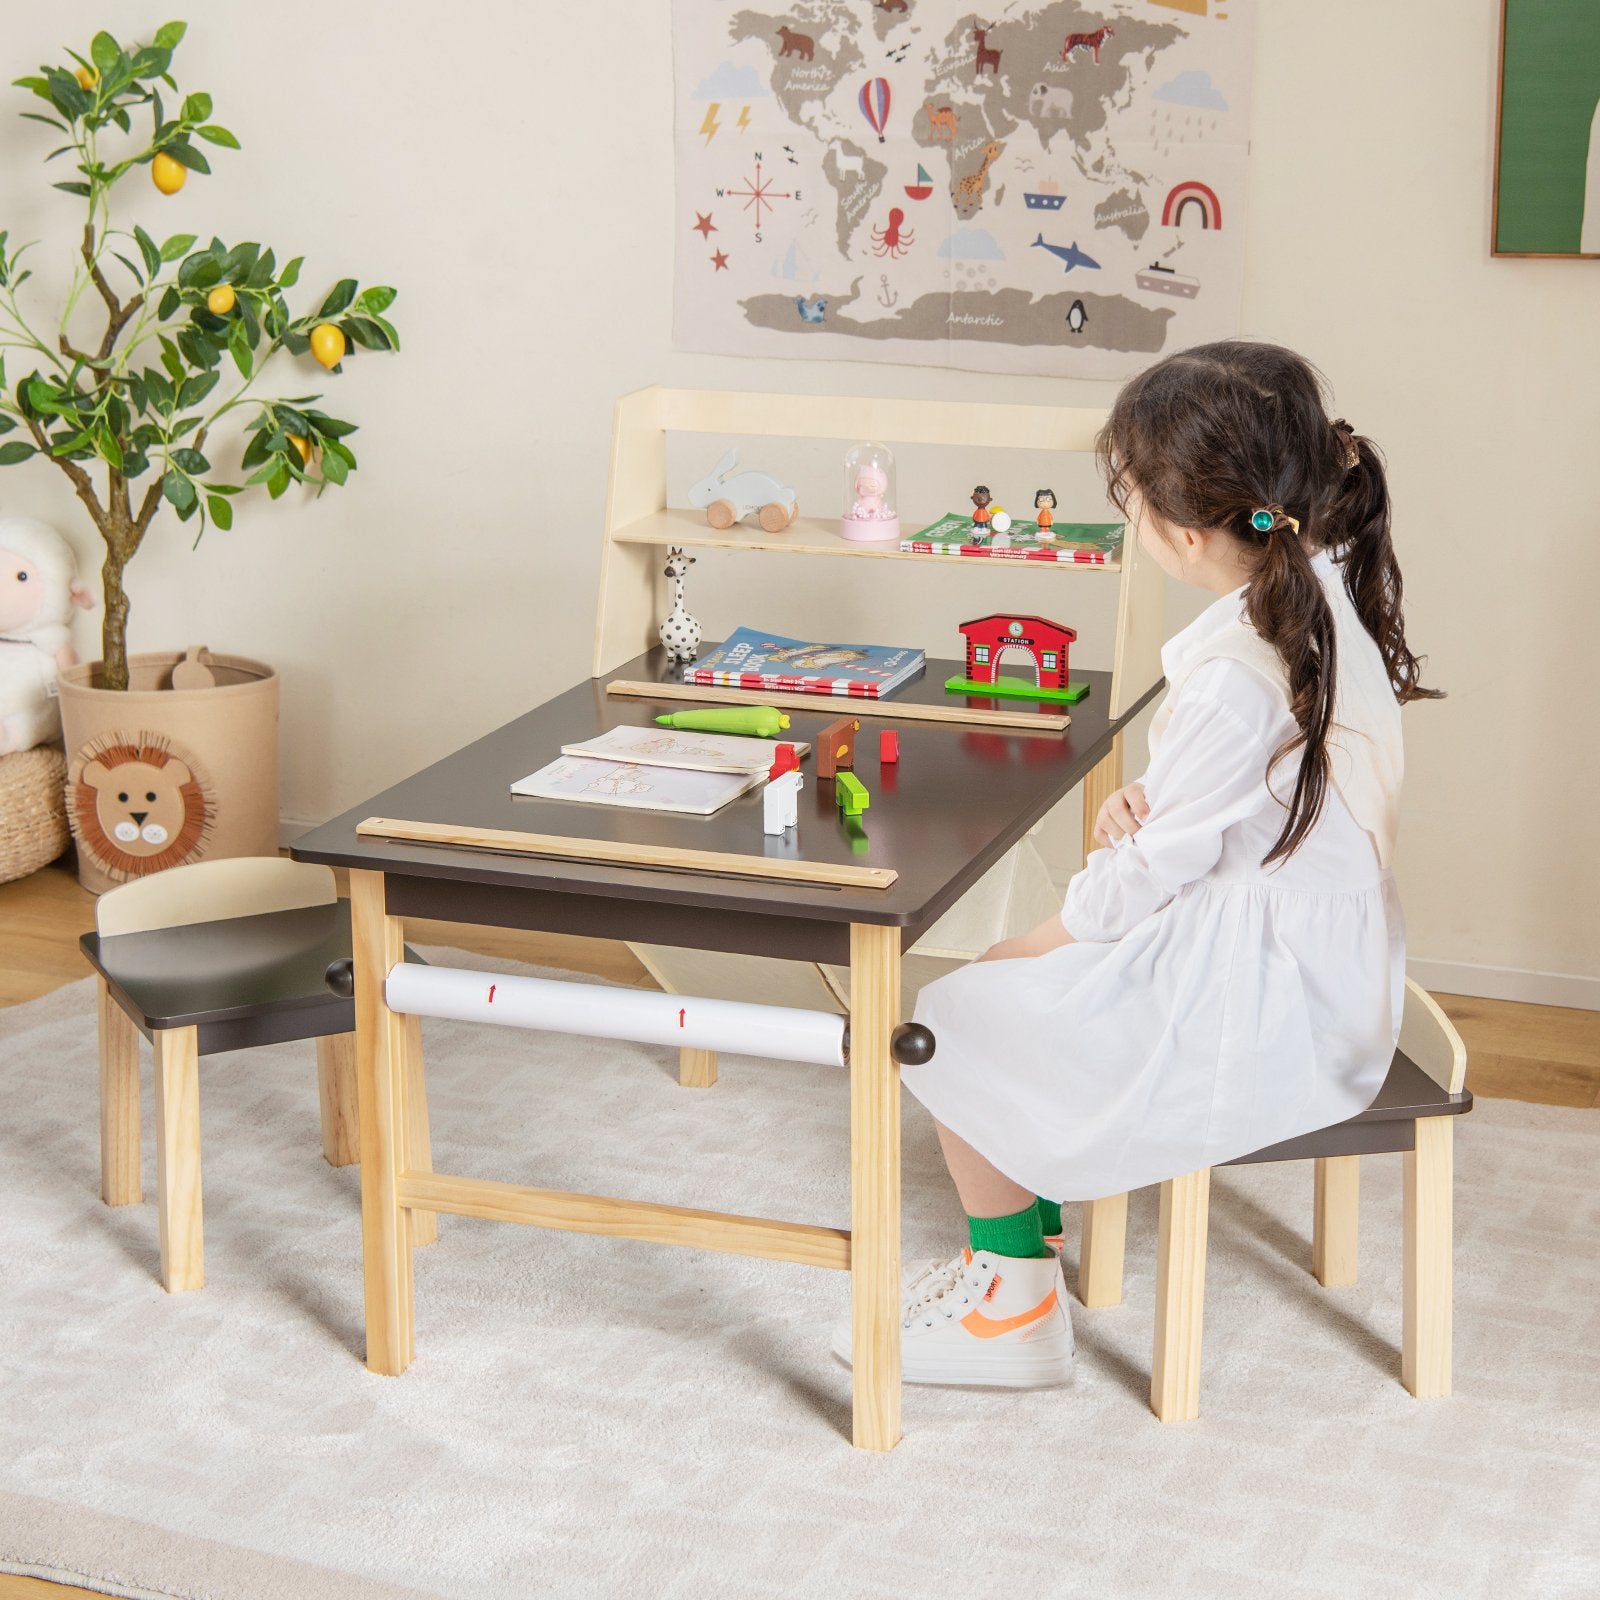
[153, 1026, 204, 1292]
[679, 1046, 717, 1088]
[404, 1013, 437, 1248]
[1077, 1192, 1128, 1307]
[1403, 1117, 1453, 1398]
[98, 979, 142, 1206]
[1152, 1168, 1210, 1422]
[1313, 1154, 1360, 1286]
[316, 1033, 360, 1167]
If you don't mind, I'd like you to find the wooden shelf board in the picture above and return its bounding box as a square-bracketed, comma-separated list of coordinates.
[610, 508, 1123, 572]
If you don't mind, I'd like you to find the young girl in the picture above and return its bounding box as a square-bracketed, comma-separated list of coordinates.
[835, 340, 1440, 1389]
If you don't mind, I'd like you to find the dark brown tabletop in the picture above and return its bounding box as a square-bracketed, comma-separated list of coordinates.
[291, 646, 1164, 964]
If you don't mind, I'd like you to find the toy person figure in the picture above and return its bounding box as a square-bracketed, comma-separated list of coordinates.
[1034, 488, 1057, 540]
[970, 484, 993, 541]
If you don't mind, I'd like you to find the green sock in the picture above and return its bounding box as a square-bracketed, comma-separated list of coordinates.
[1036, 1197, 1063, 1237]
[968, 1203, 1052, 1260]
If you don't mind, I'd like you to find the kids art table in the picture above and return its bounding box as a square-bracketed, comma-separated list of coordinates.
[291, 644, 1163, 1450]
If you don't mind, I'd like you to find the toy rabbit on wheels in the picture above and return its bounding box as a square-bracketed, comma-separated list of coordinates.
[688, 448, 799, 534]
[659, 546, 702, 663]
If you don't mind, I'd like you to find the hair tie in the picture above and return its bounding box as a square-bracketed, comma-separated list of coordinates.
[1330, 418, 1360, 471]
[1249, 505, 1301, 536]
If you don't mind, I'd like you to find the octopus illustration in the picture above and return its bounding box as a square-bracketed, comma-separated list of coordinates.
[871, 207, 915, 258]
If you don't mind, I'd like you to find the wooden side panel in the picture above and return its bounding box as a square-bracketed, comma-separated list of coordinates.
[1109, 524, 1167, 720]
[1401, 977, 1469, 1095]
[593, 387, 667, 678]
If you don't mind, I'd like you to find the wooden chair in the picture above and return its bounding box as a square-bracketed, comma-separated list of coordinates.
[82, 857, 435, 1292]
[1075, 977, 1471, 1420]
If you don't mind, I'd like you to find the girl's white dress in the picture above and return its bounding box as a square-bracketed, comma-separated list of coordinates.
[903, 550, 1406, 1202]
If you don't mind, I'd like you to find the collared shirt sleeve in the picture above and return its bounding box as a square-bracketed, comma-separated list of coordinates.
[1062, 661, 1287, 943]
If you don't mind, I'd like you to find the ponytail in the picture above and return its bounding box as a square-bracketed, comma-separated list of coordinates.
[1327, 430, 1442, 706]
[1240, 512, 1338, 866]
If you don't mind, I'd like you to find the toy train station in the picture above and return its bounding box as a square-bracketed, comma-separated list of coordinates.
[959, 614, 1078, 691]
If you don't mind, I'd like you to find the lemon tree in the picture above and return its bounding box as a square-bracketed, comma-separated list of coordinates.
[0, 20, 399, 690]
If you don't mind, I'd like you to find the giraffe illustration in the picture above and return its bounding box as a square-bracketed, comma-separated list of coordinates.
[952, 140, 1004, 216]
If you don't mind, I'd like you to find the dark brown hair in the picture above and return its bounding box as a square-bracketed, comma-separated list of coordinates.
[1098, 340, 1441, 864]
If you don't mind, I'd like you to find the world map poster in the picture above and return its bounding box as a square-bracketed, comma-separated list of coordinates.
[672, 2, 1255, 378]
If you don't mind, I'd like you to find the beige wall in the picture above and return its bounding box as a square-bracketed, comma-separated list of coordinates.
[2, 2, 1595, 1001]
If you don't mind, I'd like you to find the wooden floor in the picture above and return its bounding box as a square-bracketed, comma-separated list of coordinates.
[1, 859, 1596, 1600]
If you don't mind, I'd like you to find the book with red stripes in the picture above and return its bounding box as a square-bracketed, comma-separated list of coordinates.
[682, 627, 924, 700]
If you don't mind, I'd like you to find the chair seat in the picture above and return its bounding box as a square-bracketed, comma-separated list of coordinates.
[1225, 1047, 1473, 1167]
[81, 900, 358, 1055]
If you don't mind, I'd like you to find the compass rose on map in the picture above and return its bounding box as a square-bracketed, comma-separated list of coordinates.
[717, 155, 798, 242]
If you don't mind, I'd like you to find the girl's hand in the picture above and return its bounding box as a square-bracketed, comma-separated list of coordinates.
[1094, 782, 1149, 846]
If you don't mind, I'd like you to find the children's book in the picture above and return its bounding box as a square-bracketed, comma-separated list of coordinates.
[901, 513, 1125, 565]
[560, 724, 810, 774]
[684, 626, 924, 699]
[510, 754, 762, 815]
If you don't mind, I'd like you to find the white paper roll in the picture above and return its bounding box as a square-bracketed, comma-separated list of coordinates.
[384, 963, 847, 1067]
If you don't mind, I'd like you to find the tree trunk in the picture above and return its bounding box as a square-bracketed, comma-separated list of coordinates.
[100, 513, 135, 692]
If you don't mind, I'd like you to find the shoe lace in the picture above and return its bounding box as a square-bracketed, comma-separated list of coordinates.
[903, 1253, 971, 1327]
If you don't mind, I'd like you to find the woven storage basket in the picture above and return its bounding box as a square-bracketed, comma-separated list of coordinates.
[0, 745, 70, 885]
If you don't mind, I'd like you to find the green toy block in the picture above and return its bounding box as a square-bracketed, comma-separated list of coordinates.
[943, 674, 1089, 704]
[834, 771, 870, 816]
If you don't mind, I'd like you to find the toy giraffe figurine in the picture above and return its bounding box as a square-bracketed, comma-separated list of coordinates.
[659, 546, 702, 663]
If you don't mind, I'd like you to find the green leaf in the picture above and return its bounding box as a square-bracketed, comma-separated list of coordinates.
[133, 225, 163, 279]
[240, 431, 270, 470]
[172, 446, 209, 474]
[229, 323, 251, 378]
[181, 92, 212, 123]
[162, 469, 196, 511]
[130, 46, 173, 80]
[52, 182, 93, 197]
[163, 140, 210, 175]
[112, 251, 144, 285]
[0, 441, 36, 466]
[206, 493, 233, 530]
[176, 369, 220, 408]
[356, 285, 397, 314]
[266, 462, 290, 499]
[96, 428, 123, 469]
[177, 253, 221, 290]
[90, 32, 123, 75]
[157, 285, 181, 320]
[246, 248, 274, 290]
[159, 231, 197, 262]
[305, 411, 357, 438]
[223, 241, 259, 279]
[317, 279, 358, 318]
[277, 256, 303, 289]
[177, 328, 218, 372]
[195, 123, 239, 148]
[19, 111, 69, 130]
[319, 445, 349, 486]
[343, 316, 390, 352]
[0, 414, 13, 435]
[153, 21, 187, 50]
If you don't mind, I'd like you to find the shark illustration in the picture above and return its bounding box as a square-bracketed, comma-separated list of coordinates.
[1031, 234, 1100, 273]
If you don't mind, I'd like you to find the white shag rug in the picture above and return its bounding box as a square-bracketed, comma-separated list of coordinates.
[2, 951, 1597, 1600]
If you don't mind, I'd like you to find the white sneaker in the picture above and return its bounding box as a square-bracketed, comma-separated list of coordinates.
[831, 1247, 1074, 1389]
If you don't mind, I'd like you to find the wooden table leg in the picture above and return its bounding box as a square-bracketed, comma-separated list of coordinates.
[848, 922, 901, 1452]
[316, 1033, 360, 1168]
[351, 870, 415, 1373]
[1313, 1154, 1360, 1286]
[1403, 1117, 1452, 1398]
[153, 1026, 203, 1292]
[679, 1046, 718, 1088]
[98, 979, 142, 1206]
[404, 1013, 438, 1248]
[1078, 1192, 1129, 1307]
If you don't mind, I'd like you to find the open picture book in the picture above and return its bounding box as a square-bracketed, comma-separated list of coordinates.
[509, 724, 810, 816]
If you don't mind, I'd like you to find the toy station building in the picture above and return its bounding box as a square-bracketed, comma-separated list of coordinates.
[958, 615, 1077, 691]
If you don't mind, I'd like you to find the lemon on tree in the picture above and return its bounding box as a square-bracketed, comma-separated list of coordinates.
[288, 435, 312, 466]
[151, 150, 186, 194]
[74, 64, 98, 90]
[309, 323, 345, 370]
[206, 283, 235, 315]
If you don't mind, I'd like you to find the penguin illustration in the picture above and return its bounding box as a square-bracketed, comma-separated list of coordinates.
[1066, 298, 1088, 335]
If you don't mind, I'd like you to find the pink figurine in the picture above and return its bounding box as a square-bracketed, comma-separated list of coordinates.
[839, 442, 901, 542]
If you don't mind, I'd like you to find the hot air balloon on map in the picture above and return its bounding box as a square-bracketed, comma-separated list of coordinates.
[859, 77, 891, 144]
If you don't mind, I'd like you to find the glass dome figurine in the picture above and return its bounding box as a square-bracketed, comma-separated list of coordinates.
[839, 442, 900, 543]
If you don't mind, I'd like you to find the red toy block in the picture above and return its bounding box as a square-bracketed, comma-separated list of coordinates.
[879, 729, 899, 763]
[816, 715, 860, 779]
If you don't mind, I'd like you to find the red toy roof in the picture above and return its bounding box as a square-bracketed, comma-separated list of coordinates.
[958, 614, 1078, 642]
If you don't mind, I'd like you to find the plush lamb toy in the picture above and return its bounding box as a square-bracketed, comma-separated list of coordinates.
[0, 517, 95, 754]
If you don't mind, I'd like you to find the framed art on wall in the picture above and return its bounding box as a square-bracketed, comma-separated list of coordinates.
[1493, 0, 1600, 256]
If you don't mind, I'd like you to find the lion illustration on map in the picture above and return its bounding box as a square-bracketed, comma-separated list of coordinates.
[69, 732, 215, 882]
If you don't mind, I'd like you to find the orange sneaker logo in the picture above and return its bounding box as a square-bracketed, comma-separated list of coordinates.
[961, 1287, 1058, 1340]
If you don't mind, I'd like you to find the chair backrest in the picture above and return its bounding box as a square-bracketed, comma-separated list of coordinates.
[96, 857, 337, 937]
[1400, 976, 1468, 1096]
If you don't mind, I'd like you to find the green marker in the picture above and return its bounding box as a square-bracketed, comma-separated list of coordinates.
[654, 706, 792, 737]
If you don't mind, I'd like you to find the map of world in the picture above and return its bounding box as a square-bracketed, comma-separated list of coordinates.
[673, 1, 1254, 377]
